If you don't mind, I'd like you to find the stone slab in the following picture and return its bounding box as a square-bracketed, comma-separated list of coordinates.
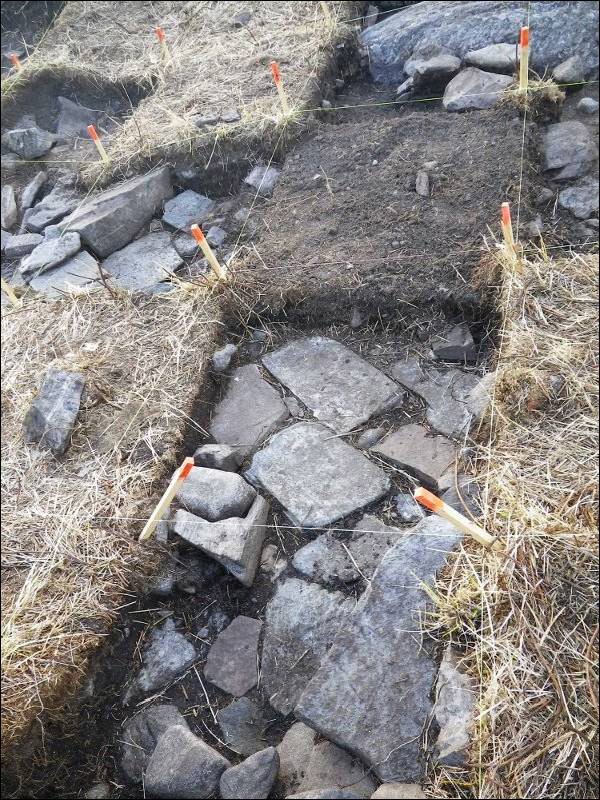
[204, 615, 262, 696]
[121, 704, 189, 783]
[176, 466, 256, 521]
[101, 231, 182, 290]
[217, 697, 268, 756]
[443, 68, 513, 111]
[220, 747, 279, 800]
[29, 250, 101, 297]
[371, 423, 456, 489]
[23, 368, 85, 455]
[162, 189, 215, 229]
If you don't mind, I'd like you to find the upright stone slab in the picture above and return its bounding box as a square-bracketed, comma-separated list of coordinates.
[100, 232, 182, 290]
[210, 364, 289, 457]
[23, 369, 85, 455]
[121, 704, 190, 783]
[262, 337, 401, 433]
[162, 189, 215, 229]
[433, 647, 477, 766]
[371, 424, 457, 489]
[261, 578, 353, 715]
[295, 516, 463, 782]
[246, 423, 391, 527]
[204, 616, 262, 696]
[59, 167, 173, 257]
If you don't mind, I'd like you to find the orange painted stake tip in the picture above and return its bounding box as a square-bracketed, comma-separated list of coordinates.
[520, 26, 529, 47]
[139, 457, 195, 541]
[271, 61, 280, 83]
[10, 53, 22, 70]
[414, 487, 443, 512]
[190, 224, 227, 280]
[414, 486, 501, 550]
[501, 202, 511, 226]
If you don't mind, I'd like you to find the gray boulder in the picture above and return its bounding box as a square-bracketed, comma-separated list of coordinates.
[297, 740, 376, 798]
[395, 492, 424, 523]
[412, 53, 461, 90]
[1, 185, 18, 229]
[578, 97, 599, 114]
[121, 704, 189, 783]
[464, 42, 517, 73]
[59, 167, 173, 256]
[543, 121, 598, 180]
[4, 232, 42, 258]
[443, 67, 513, 111]
[372, 423, 457, 489]
[100, 231, 182, 290]
[29, 250, 100, 298]
[2, 126, 55, 159]
[217, 697, 268, 756]
[432, 322, 476, 362]
[162, 189, 215, 229]
[219, 747, 279, 799]
[212, 343, 238, 371]
[552, 55, 585, 84]
[206, 225, 227, 247]
[244, 165, 281, 197]
[25, 179, 79, 233]
[434, 648, 477, 766]
[19, 171, 46, 213]
[144, 725, 230, 799]
[558, 179, 599, 219]
[277, 723, 318, 794]
[19, 232, 80, 276]
[56, 96, 99, 139]
[193, 443, 242, 471]
[204, 615, 262, 696]
[176, 466, 256, 521]
[23, 369, 85, 455]
[361, 1, 600, 85]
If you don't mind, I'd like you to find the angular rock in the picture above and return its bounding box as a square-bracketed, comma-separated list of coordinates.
[404, 43, 455, 76]
[1, 185, 18, 229]
[220, 747, 279, 799]
[466, 370, 496, 422]
[396, 76, 414, 98]
[176, 466, 256, 521]
[210, 364, 289, 457]
[442, 475, 481, 518]
[577, 97, 599, 114]
[212, 343, 238, 371]
[173, 495, 269, 586]
[443, 67, 513, 111]
[371, 785, 426, 800]
[262, 337, 401, 434]
[287, 791, 363, 800]
[217, 697, 268, 755]
[19, 171, 47, 213]
[29, 250, 100, 297]
[144, 725, 230, 799]
[277, 722, 318, 794]
[552, 55, 585, 84]
[121, 704, 189, 783]
[4, 232, 43, 258]
[232, 10, 252, 28]
[395, 492, 424, 523]
[162, 189, 215, 229]
[244, 165, 281, 197]
[221, 109, 241, 123]
[2, 126, 55, 159]
[415, 170, 430, 197]
[261, 578, 353, 715]
[1, 229, 12, 253]
[361, 1, 599, 84]
[356, 426, 385, 449]
[204, 616, 262, 696]
[412, 53, 461, 90]
[284, 395, 304, 417]
[26, 179, 79, 233]
[246, 423, 391, 527]
[298, 741, 376, 798]
[465, 42, 517, 73]
[543, 121, 598, 180]
[193, 443, 242, 471]
[558, 179, 599, 219]
[434, 648, 476, 766]
[125, 618, 197, 702]
[172, 232, 199, 258]
[59, 167, 173, 257]
[23, 369, 85, 455]
[372, 423, 456, 489]
[432, 322, 476, 362]
[295, 516, 463, 781]
[20, 231, 80, 277]
[192, 113, 219, 127]
[56, 96, 99, 138]
[206, 224, 227, 247]
[100, 231, 182, 290]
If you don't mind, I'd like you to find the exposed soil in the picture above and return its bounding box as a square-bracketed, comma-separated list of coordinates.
[0, 0, 64, 70]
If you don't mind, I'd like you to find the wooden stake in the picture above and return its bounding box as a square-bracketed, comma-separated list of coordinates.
[1, 276, 21, 308]
[9, 53, 22, 72]
[270, 61, 290, 116]
[86, 125, 110, 164]
[519, 26, 529, 93]
[415, 487, 502, 551]
[501, 202, 517, 257]
[190, 224, 227, 281]
[139, 457, 194, 541]
[155, 27, 173, 66]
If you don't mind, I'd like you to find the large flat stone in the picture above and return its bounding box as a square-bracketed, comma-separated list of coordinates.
[176, 466, 256, 521]
[220, 747, 279, 800]
[56, 96, 99, 139]
[464, 42, 517, 73]
[261, 578, 353, 715]
[262, 337, 401, 434]
[558, 179, 599, 219]
[204, 615, 262, 696]
[543, 121, 598, 180]
[2, 126, 55, 159]
[217, 697, 268, 756]
[434, 648, 477, 766]
[25, 179, 79, 232]
[100, 231, 182, 290]
[121, 704, 189, 783]
[246, 423, 391, 528]
[20, 231, 81, 276]
[59, 167, 173, 257]
[23, 368, 85, 455]
[210, 364, 289, 457]
[162, 189, 215, 229]
[173, 495, 269, 587]
[295, 516, 463, 782]
[298, 740, 376, 799]
[29, 250, 100, 297]
[371, 424, 457, 489]
[443, 68, 513, 111]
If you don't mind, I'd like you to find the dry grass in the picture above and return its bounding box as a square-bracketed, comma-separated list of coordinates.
[428, 248, 599, 799]
[0, 283, 223, 752]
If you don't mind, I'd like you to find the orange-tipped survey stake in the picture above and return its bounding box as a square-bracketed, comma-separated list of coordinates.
[190, 224, 227, 280]
[139, 457, 195, 541]
[87, 125, 110, 164]
[10, 52, 22, 71]
[155, 27, 173, 65]
[519, 26, 530, 92]
[414, 487, 501, 550]
[270, 60, 290, 115]
[501, 201, 517, 256]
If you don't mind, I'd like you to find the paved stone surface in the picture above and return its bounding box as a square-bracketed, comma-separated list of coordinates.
[261, 578, 352, 715]
[25, 178, 79, 232]
[434, 648, 477, 766]
[432, 322, 476, 362]
[29, 250, 100, 297]
[371, 785, 426, 799]
[204, 615, 262, 696]
[23, 369, 85, 455]
[173, 495, 269, 586]
[298, 740, 376, 798]
[247, 423, 391, 527]
[20, 231, 81, 276]
[220, 747, 279, 799]
[2, 126, 55, 159]
[277, 722, 318, 795]
[4, 232, 42, 258]
[121, 704, 189, 782]
[145, 725, 230, 798]
[244, 165, 281, 197]
[56, 96, 99, 138]
[101, 232, 182, 290]
[193, 443, 242, 471]
[543, 121, 598, 180]
[262, 337, 401, 433]
[552, 55, 585, 84]
[212, 343, 238, 371]
[395, 492, 424, 523]
[176, 466, 256, 521]
[558, 179, 599, 219]
[1, 185, 17, 229]
[443, 68, 513, 111]
[293, 515, 402, 585]
[465, 42, 517, 73]
[296, 516, 463, 782]
[125, 618, 197, 702]
[60, 167, 173, 256]
[162, 189, 215, 229]
[217, 697, 268, 755]
[372, 424, 456, 490]
[210, 364, 289, 457]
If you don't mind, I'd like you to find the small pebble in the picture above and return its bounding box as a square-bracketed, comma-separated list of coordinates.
[212, 343, 238, 372]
